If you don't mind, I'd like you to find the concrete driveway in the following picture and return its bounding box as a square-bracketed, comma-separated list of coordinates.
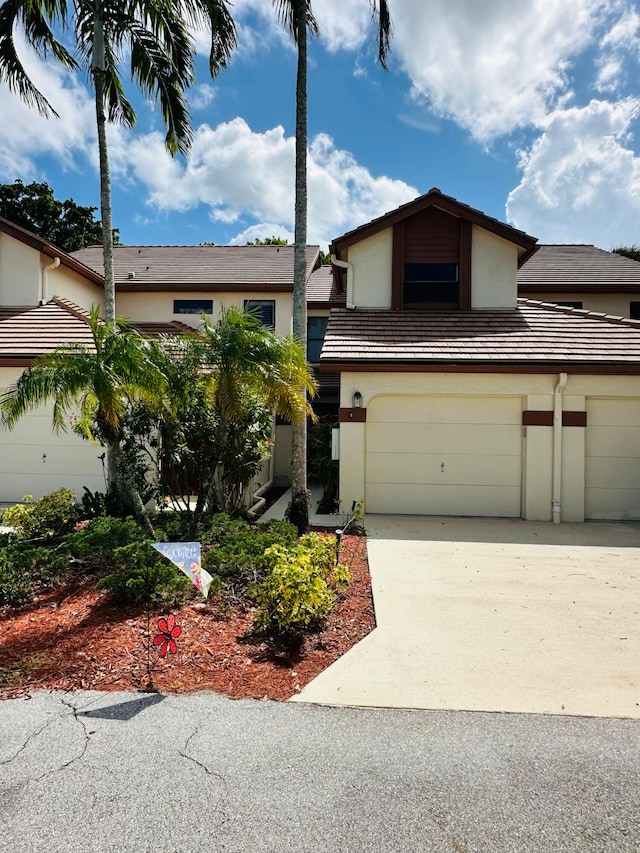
[292, 516, 640, 718]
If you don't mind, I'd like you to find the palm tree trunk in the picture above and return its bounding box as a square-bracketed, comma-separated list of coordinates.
[288, 0, 310, 536]
[110, 441, 156, 539]
[91, 16, 116, 324]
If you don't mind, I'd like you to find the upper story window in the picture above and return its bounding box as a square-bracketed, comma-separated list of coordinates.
[630, 301, 640, 320]
[244, 299, 275, 329]
[556, 301, 583, 309]
[173, 299, 213, 315]
[307, 316, 328, 362]
[403, 263, 459, 308]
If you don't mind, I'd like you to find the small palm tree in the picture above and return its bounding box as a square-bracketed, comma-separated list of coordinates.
[0, 0, 236, 321]
[196, 307, 317, 516]
[273, 0, 392, 532]
[0, 308, 168, 535]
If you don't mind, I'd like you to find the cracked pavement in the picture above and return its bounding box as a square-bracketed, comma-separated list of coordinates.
[0, 690, 638, 852]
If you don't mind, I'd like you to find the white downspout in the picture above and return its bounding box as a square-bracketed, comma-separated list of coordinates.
[552, 372, 568, 523]
[41, 256, 60, 304]
[331, 255, 355, 309]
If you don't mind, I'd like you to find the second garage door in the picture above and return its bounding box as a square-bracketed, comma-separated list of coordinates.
[365, 395, 523, 517]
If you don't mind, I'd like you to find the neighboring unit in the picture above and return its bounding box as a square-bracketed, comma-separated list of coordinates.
[322, 189, 640, 522]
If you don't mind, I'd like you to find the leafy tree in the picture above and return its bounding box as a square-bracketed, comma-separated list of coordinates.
[0, 0, 236, 322]
[0, 308, 168, 536]
[612, 245, 640, 263]
[246, 236, 290, 245]
[274, 0, 391, 532]
[0, 180, 116, 251]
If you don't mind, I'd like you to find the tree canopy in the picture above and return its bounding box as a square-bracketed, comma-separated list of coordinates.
[611, 245, 640, 263]
[0, 180, 117, 252]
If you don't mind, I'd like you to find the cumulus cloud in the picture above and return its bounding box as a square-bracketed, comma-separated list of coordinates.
[124, 117, 418, 246]
[0, 45, 96, 179]
[506, 99, 640, 247]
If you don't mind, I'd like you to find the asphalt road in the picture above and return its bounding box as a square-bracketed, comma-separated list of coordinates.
[0, 690, 638, 852]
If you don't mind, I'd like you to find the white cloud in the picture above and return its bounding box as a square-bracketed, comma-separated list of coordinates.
[595, 6, 640, 91]
[124, 117, 418, 247]
[506, 99, 640, 247]
[0, 44, 96, 179]
[190, 84, 217, 111]
[387, 0, 611, 142]
[230, 223, 295, 245]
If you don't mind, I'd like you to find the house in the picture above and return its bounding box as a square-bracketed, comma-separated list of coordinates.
[322, 188, 640, 522]
[518, 244, 640, 319]
[0, 218, 334, 502]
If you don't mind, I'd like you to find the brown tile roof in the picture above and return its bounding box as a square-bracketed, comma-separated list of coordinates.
[330, 188, 537, 255]
[320, 299, 640, 369]
[0, 298, 95, 358]
[518, 245, 640, 293]
[71, 244, 321, 291]
[306, 265, 346, 307]
[132, 320, 199, 337]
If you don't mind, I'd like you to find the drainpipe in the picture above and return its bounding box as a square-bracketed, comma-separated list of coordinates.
[552, 372, 568, 523]
[330, 255, 355, 309]
[41, 256, 60, 304]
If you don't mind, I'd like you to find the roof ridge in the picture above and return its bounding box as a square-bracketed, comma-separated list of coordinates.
[50, 296, 94, 324]
[517, 297, 640, 327]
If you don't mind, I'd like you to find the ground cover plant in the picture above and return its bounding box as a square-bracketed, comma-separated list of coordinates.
[0, 492, 374, 698]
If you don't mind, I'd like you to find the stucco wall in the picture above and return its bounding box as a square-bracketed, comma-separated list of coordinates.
[345, 228, 393, 308]
[0, 232, 41, 305]
[51, 266, 104, 312]
[471, 227, 519, 309]
[524, 292, 638, 318]
[117, 291, 293, 337]
[337, 371, 640, 523]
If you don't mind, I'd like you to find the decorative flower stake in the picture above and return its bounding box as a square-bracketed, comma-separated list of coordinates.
[153, 614, 182, 658]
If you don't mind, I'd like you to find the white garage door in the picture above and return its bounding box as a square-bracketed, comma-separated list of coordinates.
[365, 395, 523, 517]
[585, 399, 640, 520]
[0, 404, 105, 504]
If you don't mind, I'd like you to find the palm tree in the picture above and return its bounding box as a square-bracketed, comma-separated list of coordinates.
[273, 0, 392, 533]
[0, 308, 168, 536]
[196, 307, 317, 517]
[0, 0, 236, 322]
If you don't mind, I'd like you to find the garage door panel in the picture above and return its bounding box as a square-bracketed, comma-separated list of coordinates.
[585, 398, 640, 520]
[367, 422, 522, 456]
[586, 426, 640, 458]
[366, 483, 521, 517]
[586, 457, 640, 491]
[367, 452, 521, 487]
[369, 395, 521, 425]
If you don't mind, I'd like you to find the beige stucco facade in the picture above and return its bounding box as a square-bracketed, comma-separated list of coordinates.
[117, 290, 293, 337]
[527, 292, 638, 318]
[471, 227, 519, 309]
[344, 228, 393, 308]
[337, 372, 640, 523]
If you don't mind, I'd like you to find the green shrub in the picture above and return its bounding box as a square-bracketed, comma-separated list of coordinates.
[252, 534, 351, 648]
[2, 489, 78, 541]
[202, 519, 299, 589]
[0, 543, 71, 606]
[64, 516, 143, 570]
[97, 540, 192, 606]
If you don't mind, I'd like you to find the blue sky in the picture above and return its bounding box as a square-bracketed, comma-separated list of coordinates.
[1, 0, 640, 251]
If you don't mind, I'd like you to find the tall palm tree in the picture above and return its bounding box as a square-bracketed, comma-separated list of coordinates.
[273, 0, 392, 533]
[0, 308, 168, 535]
[0, 0, 236, 322]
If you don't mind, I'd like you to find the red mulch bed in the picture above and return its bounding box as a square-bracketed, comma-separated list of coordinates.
[0, 535, 374, 701]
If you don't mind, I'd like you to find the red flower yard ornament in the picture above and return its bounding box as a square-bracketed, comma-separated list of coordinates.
[153, 614, 182, 658]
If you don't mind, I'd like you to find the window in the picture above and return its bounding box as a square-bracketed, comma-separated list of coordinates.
[403, 263, 459, 308]
[556, 301, 583, 309]
[173, 299, 213, 315]
[630, 301, 640, 320]
[244, 299, 275, 329]
[307, 316, 328, 362]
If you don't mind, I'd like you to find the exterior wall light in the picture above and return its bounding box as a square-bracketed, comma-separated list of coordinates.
[352, 391, 363, 408]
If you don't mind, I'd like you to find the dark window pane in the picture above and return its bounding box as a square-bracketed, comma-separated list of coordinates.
[244, 299, 275, 328]
[173, 299, 213, 314]
[630, 301, 640, 319]
[307, 316, 328, 362]
[404, 281, 459, 304]
[404, 263, 458, 283]
[556, 301, 583, 309]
